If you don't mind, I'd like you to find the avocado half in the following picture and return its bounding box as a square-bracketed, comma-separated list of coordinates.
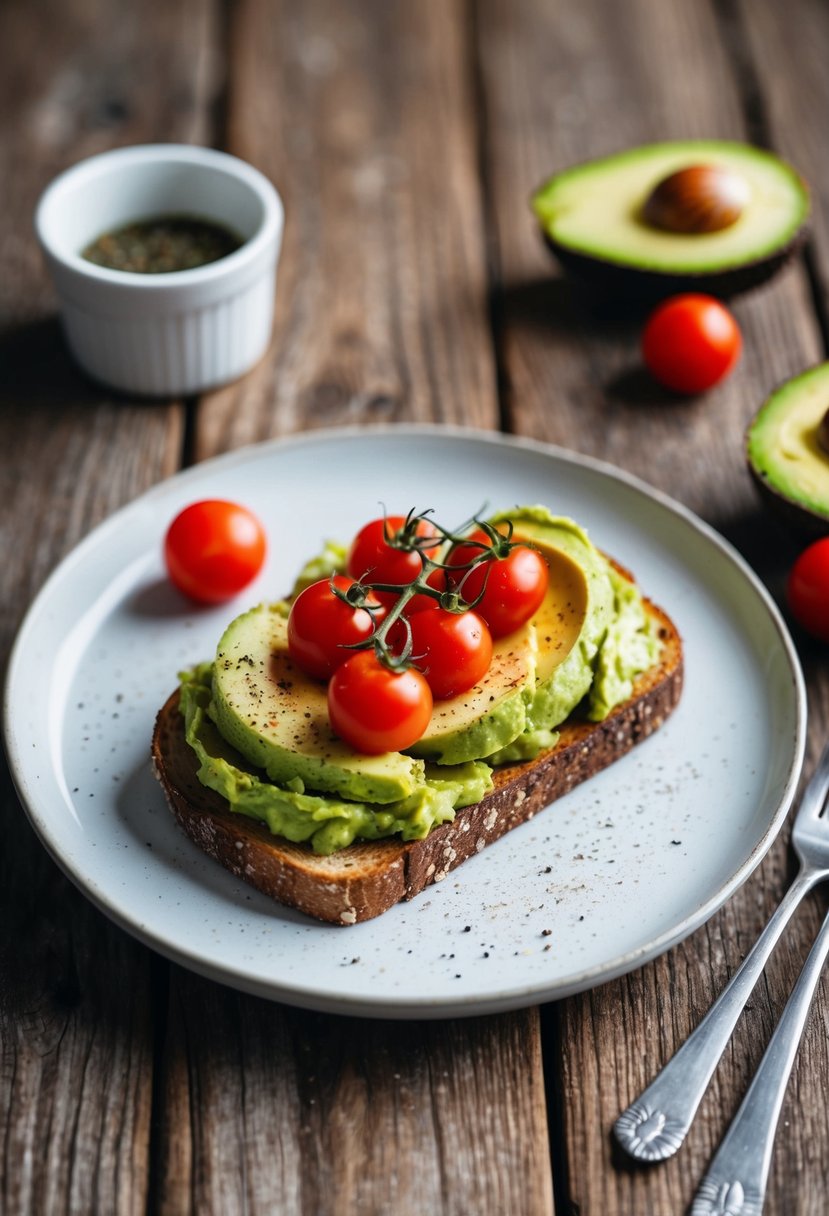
[532, 140, 810, 299]
[746, 363, 829, 537]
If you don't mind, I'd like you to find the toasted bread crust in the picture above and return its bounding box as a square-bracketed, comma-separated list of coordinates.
[152, 600, 682, 924]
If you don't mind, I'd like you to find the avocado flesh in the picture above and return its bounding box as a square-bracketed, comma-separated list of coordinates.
[532, 141, 808, 278]
[747, 362, 829, 534]
[181, 669, 490, 854]
[491, 509, 616, 724]
[408, 619, 536, 765]
[210, 603, 426, 804]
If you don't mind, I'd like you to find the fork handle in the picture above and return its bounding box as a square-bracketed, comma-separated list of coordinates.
[614, 867, 820, 1162]
[691, 903, 829, 1216]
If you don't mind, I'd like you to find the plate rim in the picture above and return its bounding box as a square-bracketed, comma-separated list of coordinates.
[3, 424, 808, 1018]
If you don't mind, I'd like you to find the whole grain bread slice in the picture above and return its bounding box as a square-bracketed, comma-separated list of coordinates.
[152, 599, 682, 924]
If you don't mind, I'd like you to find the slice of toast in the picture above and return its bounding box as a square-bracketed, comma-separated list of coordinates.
[152, 599, 682, 924]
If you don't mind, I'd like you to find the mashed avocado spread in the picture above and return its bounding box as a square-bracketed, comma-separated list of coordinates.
[179, 506, 660, 854]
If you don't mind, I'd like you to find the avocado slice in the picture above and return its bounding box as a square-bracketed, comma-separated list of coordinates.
[409, 525, 598, 765]
[179, 671, 487, 854]
[532, 140, 809, 299]
[210, 603, 426, 804]
[746, 362, 829, 536]
[408, 619, 537, 765]
[491, 509, 616, 720]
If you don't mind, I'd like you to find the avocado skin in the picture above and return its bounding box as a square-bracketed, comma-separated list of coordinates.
[747, 462, 829, 538]
[540, 228, 808, 302]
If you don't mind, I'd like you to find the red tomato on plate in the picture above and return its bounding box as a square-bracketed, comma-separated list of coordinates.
[288, 575, 385, 679]
[446, 530, 548, 637]
[408, 608, 493, 699]
[164, 499, 266, 604]
[327, 651, 433, 754]
[346, 515, 440, 605]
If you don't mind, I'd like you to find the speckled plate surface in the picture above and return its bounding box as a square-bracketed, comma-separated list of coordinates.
[4, 427, 806, 1019]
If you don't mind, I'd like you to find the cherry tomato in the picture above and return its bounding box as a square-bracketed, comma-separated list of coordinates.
[446, 530, 549, 637]
[641, 294, 741, 394]
[164, 499, 266, 604]
[288, 576, 385, 680]
[327, 651, 433, 754]
[408, 609, 493, 699]
[787, 538, 829, 643]
[346, 515, 440, 605]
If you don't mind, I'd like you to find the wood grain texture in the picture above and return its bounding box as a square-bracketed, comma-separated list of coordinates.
[156, 974, 552, 1216]
[477, 0, 829, 1212]
[735, 0, 829, 329]
[0, 1, 217, 1212]
[193, 0, 499, 457]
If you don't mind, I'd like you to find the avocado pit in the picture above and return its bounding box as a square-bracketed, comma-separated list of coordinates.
[643, 164, 750, 235]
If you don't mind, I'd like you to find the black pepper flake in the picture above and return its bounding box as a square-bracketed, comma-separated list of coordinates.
[463, 925, 471, 933]
[671, 839, 682, 846]
[541, 928, 552, 937]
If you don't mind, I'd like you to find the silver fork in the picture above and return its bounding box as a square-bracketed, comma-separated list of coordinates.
[690, 897, 829, 1214]
[614, 738, 829, 1164]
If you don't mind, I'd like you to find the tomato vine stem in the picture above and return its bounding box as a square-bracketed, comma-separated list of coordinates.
[332, 508, 526, 672]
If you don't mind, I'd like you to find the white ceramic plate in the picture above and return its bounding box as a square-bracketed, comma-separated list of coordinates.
[4, 427, 806, 1019]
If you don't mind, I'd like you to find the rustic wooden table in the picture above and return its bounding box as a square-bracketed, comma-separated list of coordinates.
[2, 1, 829, 1213]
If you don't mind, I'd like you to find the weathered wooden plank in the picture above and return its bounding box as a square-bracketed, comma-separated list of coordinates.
[193, 0, 499, 456]
[477, 0, 829, 1212]
[157, 3, 553, 1214]
[156, 977, 552, 1216]
[735, 0, 829, 330]
[0, 1, 218, 1212]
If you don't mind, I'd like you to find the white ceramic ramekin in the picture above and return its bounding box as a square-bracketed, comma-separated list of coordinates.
[35, 144, 284, 396]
